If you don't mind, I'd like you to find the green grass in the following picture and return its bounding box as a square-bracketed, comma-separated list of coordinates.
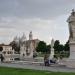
[0, 67, 75, 75]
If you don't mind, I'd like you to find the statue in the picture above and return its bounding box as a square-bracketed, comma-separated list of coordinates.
[49, 38, 54, 60]
[66, 9, 75, 68]
[67, 9, 75, 40]
[71, 9, 75, 16]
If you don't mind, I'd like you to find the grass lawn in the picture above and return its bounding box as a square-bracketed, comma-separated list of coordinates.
[0, 67, 75, 75]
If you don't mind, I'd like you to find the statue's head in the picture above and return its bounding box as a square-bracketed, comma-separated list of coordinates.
[67, 9, 75, 23]
[71, 9, 75, 16]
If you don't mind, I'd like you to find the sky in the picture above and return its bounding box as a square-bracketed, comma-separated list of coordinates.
[0, 0, 75, 44]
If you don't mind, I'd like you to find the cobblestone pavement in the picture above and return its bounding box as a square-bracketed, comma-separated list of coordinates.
[0, 62, 75, 72]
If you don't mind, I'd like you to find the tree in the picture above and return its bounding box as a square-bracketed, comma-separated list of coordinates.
[64, 40, 70, 57]
[36, 41, 47, 53]
[54, 40, 60, 53]
[59, 44, 64, 52]
[58, 44, 64, 59]
[46, 45, 51, 53]
[9, 41, 20, 53]
[64, 40, 70, 51]
[54, 40, 64, 58]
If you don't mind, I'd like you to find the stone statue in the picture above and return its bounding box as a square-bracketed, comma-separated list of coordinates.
[71, 9, 75, 16]
[67, 9, 75, 40]
[49, 38, 54, 60]
[51, 39, 54, 48]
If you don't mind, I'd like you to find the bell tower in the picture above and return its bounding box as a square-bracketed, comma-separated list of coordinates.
[29, 31, 33, 40]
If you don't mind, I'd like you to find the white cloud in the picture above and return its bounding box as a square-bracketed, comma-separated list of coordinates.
[0, 0, 74, 44]
[0, 15, 69, 44]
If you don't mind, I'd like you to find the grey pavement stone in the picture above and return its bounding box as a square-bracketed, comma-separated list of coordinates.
[0, 62, 75, 72]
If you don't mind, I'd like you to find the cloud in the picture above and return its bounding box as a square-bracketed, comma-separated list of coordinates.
[0, 15, 69, 44]
[0, 0, 75, 44]
[0, 0, 75, 19]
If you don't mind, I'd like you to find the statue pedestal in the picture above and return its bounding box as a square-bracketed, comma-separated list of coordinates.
[66, 41, 75, 68]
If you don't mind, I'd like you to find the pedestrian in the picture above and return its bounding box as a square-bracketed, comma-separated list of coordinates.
[1, 54, 4, 63]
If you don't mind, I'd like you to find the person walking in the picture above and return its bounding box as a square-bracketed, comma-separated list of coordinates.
[1, 54, 4, 63]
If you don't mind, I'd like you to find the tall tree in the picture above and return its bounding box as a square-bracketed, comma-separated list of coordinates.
[64, 40, 70, 57]
[59, 44, 64, 52]
[54, 40, 64, 58]
[58, 44, 64, 59]
[9, 41, 20, 53]
[46, 45, 51, 53]
[54, 40, 60, 53]
[64, 40, 70, 51]
[36, 41, 47, 53]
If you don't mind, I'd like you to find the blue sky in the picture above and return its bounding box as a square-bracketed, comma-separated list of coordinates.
[0, 0, 75, 44]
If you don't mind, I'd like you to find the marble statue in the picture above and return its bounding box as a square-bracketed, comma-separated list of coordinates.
[49, 38, 54, 60]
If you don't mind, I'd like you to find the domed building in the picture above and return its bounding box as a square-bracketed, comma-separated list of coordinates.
[13, 31, 40, 60]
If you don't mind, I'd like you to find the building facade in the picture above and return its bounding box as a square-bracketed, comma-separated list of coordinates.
[0, 45, 16, 62]
[13, 31, 40, 60]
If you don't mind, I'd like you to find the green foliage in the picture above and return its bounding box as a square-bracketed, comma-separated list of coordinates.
[36, 40, 70, 58]
[54, 40, 69, 58]
[36, 41, 51, 53]
[58, 44, 64, 51]
[9, 41, 20, 53]
[46, 45, 51, 53]
[54, 40, 60, 53]
[64, 40, 70, 57]
[36, 41, 47, 53]
[64, 41, 70, 51]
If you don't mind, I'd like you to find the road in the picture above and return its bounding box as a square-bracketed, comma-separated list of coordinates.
[0, 62, 75, 72]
